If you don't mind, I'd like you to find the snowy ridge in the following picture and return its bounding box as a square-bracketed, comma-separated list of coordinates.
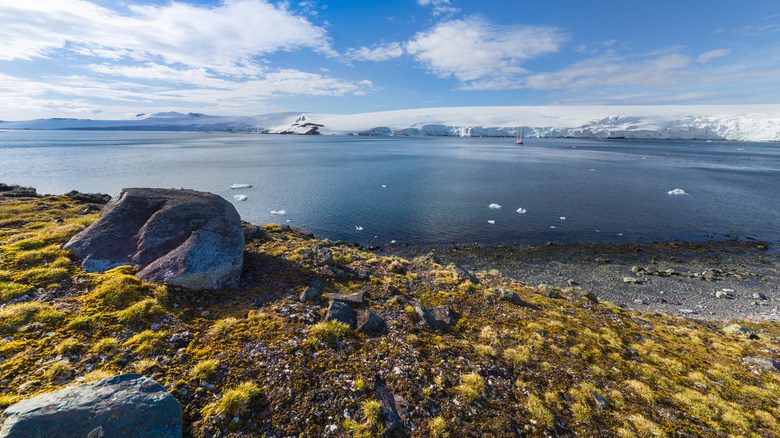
[2, 106, 779, 141]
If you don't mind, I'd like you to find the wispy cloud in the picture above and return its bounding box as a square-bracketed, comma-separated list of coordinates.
[405, 16, 565, 89]
[346, 43, 404, 62]
[696, 49, 731, 63]
[416, 0, 459, 16]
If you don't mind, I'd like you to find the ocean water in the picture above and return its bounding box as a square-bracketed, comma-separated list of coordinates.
[1, 130, 779, 246]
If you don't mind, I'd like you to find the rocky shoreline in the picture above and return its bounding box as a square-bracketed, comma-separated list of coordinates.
[386, 238, 780, 323]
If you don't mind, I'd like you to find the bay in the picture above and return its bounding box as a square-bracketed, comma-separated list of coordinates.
[1, 130, 779, 246]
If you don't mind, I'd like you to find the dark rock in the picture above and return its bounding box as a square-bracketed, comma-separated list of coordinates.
[753, 292, 768, 300]
[744, 356, 780, 372]
[64, 188, 244, 290]
[411, 301, 438, 329]
[325, 301, 356, 329]
[450, 263, 479, 284]
[356, 310, 386, 334]
[242, 222, 268, 241]
[65, 190, 111, 204]
[630, 317, 653, 329]
[293, 228, 315, 240]
[299, 286, 321, 302]
[0, 184, 38, 198]
[0, 374, 181, 438]
[539, 286, 564, 299]
[431, 305, 458, 326]
[594, 257, 611, 264]
[315, 248, 334, 267]
[374, 377, 404, 434]
[497, 288, 525, 306]
[309, 280, 328, 290]
[592, 392, 610, 411]
[572, 288, 599, 303]
[325, 292, 367, 305]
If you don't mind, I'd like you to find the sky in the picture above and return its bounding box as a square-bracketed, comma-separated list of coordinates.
[0, 0, 779, 120]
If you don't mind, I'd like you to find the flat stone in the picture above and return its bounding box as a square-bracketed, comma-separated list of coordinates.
[356, 310, 386, 334]
[325, 301, 356, 329]
[431, 305, 457, 326]
[744, 356, 780, 372]
[497, 288, 525, 305]
[299, 286, 321, 302]
[324, 292, 366, 305]
[64, 188, 244, 290]
[0, 374, 181, 438]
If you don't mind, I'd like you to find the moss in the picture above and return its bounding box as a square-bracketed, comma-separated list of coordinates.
[0, 281, 31, 302]
[92, 337, 120, 355]
[82, 369, 116, 382]
[527, 393, 555, 428]
[309, 320, 352, 345]
[208, 317, 239, 337]
[0, 301, 63, 334]
[0, 395, 17, 409]
[90, 274, 146, 309]
[124, 330, 166, 356]
[457, 372, 485, 403]
[43, 361, 73, 382]
[57, 337, 81, 355]
[201, 381, 262, 419]
[190, 359, 220, 380]
[116, 298, 163, 324]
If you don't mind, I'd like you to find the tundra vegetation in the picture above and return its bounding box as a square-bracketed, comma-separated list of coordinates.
[0, 194, 779, 437]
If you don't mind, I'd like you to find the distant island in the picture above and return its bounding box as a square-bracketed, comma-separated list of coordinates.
[2, 105, 779, 141]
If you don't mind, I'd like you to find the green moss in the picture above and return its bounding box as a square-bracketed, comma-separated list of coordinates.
[90, 274, 146, 309]
[0, 281, 31, 302]
[116, 298, 163, 324]
[457, 372, 485, 403]
[124, 330, 166, 356]
[201, 381, 262, 419]
[309, 320, 352, 345]
[0, 301, 63, 334]
[92, 337, 120, 355]
[190, 359, 220, 380]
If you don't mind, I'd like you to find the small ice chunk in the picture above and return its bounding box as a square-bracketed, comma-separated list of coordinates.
[271, 209, 286, 215]
[230, 183, 252, 189]
[617, 233, 624, 236]
[233, 194, 248, 201]
[667, 188, 688, 196]
[550, 226, 557, 229]
[487, 220, 495, 224]
[489, 203, 502, 209]
[382, 185, 387, 188]
[355, 226, 363, 231]
[390, 240, 397, 244]
[516, 208, 527, 214]
[559, 216, 566, 220]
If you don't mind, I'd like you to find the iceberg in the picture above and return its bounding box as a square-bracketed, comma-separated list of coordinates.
[489, 203, 502, 209]
[516, 208, 527, 214]
[271, 209, 286, 215]
[233, 194, 248, 201]
[230, 183, 252, 189]
[667, 188, 689, 196]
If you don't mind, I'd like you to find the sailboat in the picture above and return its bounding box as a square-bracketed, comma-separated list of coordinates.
[515, 127, 523, 145]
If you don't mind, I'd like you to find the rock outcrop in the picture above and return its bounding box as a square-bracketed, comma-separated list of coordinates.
[64, 188, 244, 290]
[0, 374, 181, 438]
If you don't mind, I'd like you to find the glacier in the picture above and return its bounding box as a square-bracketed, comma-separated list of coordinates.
[1, 105, 779, 142]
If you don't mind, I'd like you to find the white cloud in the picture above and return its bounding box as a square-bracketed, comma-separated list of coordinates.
[416, 0, 459, 16]
[524, 53, 694, 90]
[346, 43, 404, 61]
[405, 16, 564, 89]
[696, 49, 731, 63]
[0, 0, 334, 72]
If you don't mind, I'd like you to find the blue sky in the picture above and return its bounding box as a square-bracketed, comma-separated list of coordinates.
[0, 0, 778, 119]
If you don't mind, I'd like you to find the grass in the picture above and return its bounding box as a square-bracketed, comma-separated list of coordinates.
[527, 393, 555, 428]
[0, 281, 31, 302]
[43, 361, 73, 381]
[201, 381, 262, 419]
[457, 372, 485, 403]
[190, 359, 220, 380]
[207, 317, 239, 337]
[58, 337, 81, 355]
[308, 320, 352, 345]
[0, 301, 63, 334]
[131, 357, 159, 374]
[116, 297, 163, 324]
[124, 330, 166, 356]
[92, 337, 120, 355]
[82, 369, 116, 383]
[429, 416, 449, 438]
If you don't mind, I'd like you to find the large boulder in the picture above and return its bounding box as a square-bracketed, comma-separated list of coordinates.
[65, 188, 244, 290]
[0, 374, 181, 438]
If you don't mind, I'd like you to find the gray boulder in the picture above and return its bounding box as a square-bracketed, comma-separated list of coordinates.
[0, 374, 181, 438]
[64, 188, 244, 290]
[325, 301, 357, 329]
[431, 305, 457, 326]
[356, 310, 386, 334]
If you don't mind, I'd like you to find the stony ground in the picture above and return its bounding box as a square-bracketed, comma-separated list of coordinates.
[2, 191, 780, 438]
[387, 239, 780, 323]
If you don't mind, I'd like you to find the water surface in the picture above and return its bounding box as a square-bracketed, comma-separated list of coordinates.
[2, 131, 778, 246]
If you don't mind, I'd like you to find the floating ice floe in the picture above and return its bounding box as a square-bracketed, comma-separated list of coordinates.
[230, 183, 252, 189]
[550, 226, 557, 229]
[489, 203, 502, 209]
[560, 216, 566, 220]
[487, 220, 495, 224]
[516, 208, 527, 214]
[667, 188, 689, 196]
[355, 226, 363, 231]
[382, 185, 387, 188]
[271, 209, 286, 215]
[233, 195, 248, 201]
[390, 240, 397, 244]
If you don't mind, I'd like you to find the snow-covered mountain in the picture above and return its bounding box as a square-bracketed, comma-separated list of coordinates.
[2, 106, 779, 141]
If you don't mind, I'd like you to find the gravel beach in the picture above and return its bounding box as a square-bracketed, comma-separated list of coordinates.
[387, 239, 780, 323]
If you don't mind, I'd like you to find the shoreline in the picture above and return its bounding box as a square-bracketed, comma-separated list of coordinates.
[384, 238, 780, 323]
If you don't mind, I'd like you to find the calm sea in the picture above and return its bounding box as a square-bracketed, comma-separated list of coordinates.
[1, 130, 779, 246]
